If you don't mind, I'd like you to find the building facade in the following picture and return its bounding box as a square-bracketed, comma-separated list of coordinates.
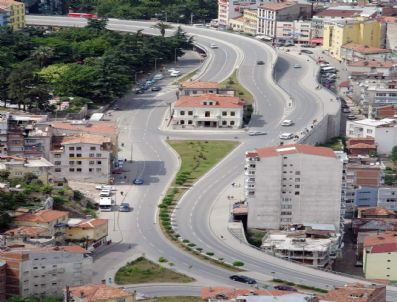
[378, 187, 397, 211]
[0, 0, 25, 30]
[341, 43, 392, 63]
[66, 218, 108, 250]
[218, 0, 263, 28]
[276, 20, 312, 44]
[0, 156, 53, 183]
[0, 7, 9, 27]
[245, 145, 342, 231]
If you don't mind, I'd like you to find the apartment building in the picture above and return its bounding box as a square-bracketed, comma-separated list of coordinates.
[346, 118, 397, 154]
[0, 0, 25, 30]
[218, 0, 263, 28]
[0, 245, 92, 298]
[363, 231, 397, 281]
[0, 7, 8, 27]
[67, 284, 135, 302]
[245, 144, 342, 230]
[257, 1, 311, 40]
[347, 60, 397, 80]
[66, 218, 108, 250]
[321, 283, 386, 302]
[0, 156, 53, 183]
[323, 18, 382, 61]
[378, 187, 397, 210]
[172, 94, 245, 129]
[49, 134, 113, 184]
[275, 20, 312, 44]
[341, 43, 392, 63]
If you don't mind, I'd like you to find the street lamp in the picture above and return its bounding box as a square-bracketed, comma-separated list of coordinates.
[154, 57, 163, 73]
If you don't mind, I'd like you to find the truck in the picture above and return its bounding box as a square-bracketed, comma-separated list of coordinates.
[99, 197, 114, 212]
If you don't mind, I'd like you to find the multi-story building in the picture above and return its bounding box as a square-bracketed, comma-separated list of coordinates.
[21, 0, 68, 15]
[363, 231, 397, 281]
[218, 0, 263, 28]
[66, 218, 108, 250]
[0, 245, 92, 298]
[172, 94, 245, 129]
[320, 283, 386, 302]
[257, 1, 311, 40]
[323, 18, 382, 61]
[67, 284, 135, 302]
[378, 16, 397, 51]
[276, 20, 312, 44]
[49, 134, 113, 184]
[245, 144, 342, 231]
[243, 9, 257, 35]
[346, 118, 397, 154]
[0, 7, 9, 27]
[0, 156, 53, 183]
[355, 187, 379, 208]
[347, 60, 397, 81]
[0, 0, 25, 30]
[341, 43, 392, 63]
[378, 187, 397, 211]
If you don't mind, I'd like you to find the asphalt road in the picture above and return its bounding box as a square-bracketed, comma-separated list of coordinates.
[26, 16, 397, 300]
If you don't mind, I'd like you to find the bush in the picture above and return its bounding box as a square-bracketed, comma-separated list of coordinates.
[188, 243, 196, 247]
[182, 239, 189, 243]
[196, 247, 203, 252]
[158, 257, 168, 263]
[206, 252, 214, 256]
[73, 190, 84, 201]
[233, 261, 244, 267]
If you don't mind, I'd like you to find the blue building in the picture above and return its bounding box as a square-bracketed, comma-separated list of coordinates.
[354, 187, 379, 207]
[0, 8, 9, 27]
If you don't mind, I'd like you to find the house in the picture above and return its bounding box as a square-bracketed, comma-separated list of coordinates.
[0, 245, 92, 298]
[346, 118, 397, 154]
[0, 0, 25, 30]
[346, 138, 376, 156]
[320, 283, 386, 302]
[363, 231, 397, 281]
[323, 19, 382, 61]
[218, 0, 263, 28]
[49, 134, 113, 184]
[354, 187, 379, 208]
[67, 283, 135, 302]
[14, 209, 69, 237]
[352, 218, 397, 236]
[257, 1, 311, 40]
[201, 287, 300, 301]
[179, 81, 220, 96]
[339, 80, 351, 96]
[340, 43, 392, 63]
[347, 60, 397, 80]
[377, 187, 397, 211]
[0, 156, 54, 184]
[2, 226, 52, 245]
[65, 218, 108, 250]
[245, 144, 343, 231]
[172, 94, 245, 129]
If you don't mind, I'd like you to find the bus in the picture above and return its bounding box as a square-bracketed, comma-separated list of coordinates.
[68, 12, 97, 19]
[99, 197, 114, 212]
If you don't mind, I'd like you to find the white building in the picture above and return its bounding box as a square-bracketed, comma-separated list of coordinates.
[172, 94, 245, 129]
[347, 60, 397, 80]
[276, 20, 312, 44]
[245, 144, 343, 231]
[218, 0, 263, 28]
[378, 187, 397, 211]
[49, 134, 113, 183]
[346, 118, 397, 154]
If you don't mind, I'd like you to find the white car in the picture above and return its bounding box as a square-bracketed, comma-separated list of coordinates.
[96, 185, 116, 191]
[279, 133, 294, 140]
[281, 120, 293, 126]
[167, 68, 177, 73]
[100, 190, 111, 197]
[153, 73, 164, 80]
[293, 64, 301, 68]
[248, 131, 267, 136]
[210, 43, 218, 49]
[170, 70, 181, 77]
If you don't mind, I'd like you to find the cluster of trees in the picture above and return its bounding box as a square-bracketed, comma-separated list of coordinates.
[68, 0, 217, 23]
[0, 19, 192, 111]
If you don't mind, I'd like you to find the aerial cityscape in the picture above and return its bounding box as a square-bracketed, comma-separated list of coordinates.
[0, 0, 396, 301]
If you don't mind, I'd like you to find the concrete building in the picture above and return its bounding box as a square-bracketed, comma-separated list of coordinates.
[257, 1, 311, 40]
[49, 134, 113, 184]
[218, 0, 263, 28]
[346, 138, 376, 156]
[0, 245, 92, 298]
[363, 231, 397, 281]
[245, 144, 342, 231]
[275, 20, 312, 44]
[179, 81, 220, 96]
[323, 18, 382, 61]
[0, 0, 25, 30]
[172, 94, 245, 129]
[321, 283, 386, 302]
[354, 187, 379, 207]
[378, 187, 397, 211]
[346, 118, 397, 154]
[0, 7, 9, 27]
[242, 9, 257, 35]
[2, 226, 53, 246]
[341, 43, 392, 63]
[347, 60, 397, 81]
[377, 16, 397, 52]
[67, 283, 135, 302]
[358, 207, 396, 219]
[66, 218, 108, 251]
[0, 156, 53, 183]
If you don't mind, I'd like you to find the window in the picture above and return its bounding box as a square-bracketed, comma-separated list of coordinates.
[180, 111, 185, 115]
[180, 120, 185, 125]
[89, 168, 93, 172]
[54, 161, 61, 166]
[55, 168, 61, 172]
[69, 154, 75, 158]
[77, 161, 82, 165]
[96, 153, 102, 157]
[205, 111, 210, 117]
[295, 178, 300, 182]
[222, 111, 227, 116]
[76, 154, 82, 157]
[89, 153, 95, 157]
[188, 120, 193, 125]
[76, 168, 82, 172]
[230, 111, 235, 116]
[69, 168, 75, 172]
[295, 185, 300, 188]
[295, 191, 300, 195]
[54, 154, 61, 158]
[188, 111, 193, 115]
[76, 147, 82, 151]
[222, 121, 227, 125]
[90, 146, 96, 151]
[69, 147, 75, 151]
[97, 161, 102, 165]
[69, 161, 74, 165]
[295, 171, 300, 175]
[96, 168, 102, 172]
[89, 161, 95, 165]
[230, 121, 235, 126]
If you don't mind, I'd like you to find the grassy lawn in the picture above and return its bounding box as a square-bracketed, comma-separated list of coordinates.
[220, 69, 253, 105]
[143, 297, 201, 302]
[115, 257, 194, 285]
[177, 69, 199, 84]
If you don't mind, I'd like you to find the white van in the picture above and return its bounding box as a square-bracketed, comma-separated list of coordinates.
[100, 189, 111, 197]
[281, 120, 293, 126]
[99, 197, 114, 212]
[279, 133, 294, 140]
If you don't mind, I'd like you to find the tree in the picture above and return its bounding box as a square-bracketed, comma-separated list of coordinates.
[153, 22, 173, 38]
[390, 146, 397, 164]
[30, 46, 55, 67]
[0, 170, 10, 181]
[86, 17, 109, 32]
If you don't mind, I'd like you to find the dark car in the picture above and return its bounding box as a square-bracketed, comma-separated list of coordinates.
[301, 49, 313, 54]
[256, 60, 265, 65]
[133, 177, 144, 185]
[119, 203, 131, 212]
[274, 285, 298, 292]
[229, 275, 257, 284]
[151, 86, 162, 91]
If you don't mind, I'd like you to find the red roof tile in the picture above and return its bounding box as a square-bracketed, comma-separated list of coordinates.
[348, 60, 395, 68]
[339, 80, 350, 88]
[370, 242, 397, 253]
[60, 134, 111, 145]
[69, 284, 131, 301]
[51, 121, 117, 135]
[180, 81, 219, 89]
[321, 283, 386, 302]
[254, 144, 336, 159]
[175, 94, 244, 108]
[15, 210, 68, 223]
[316, 9, 362, 18]
[201, 287, 288, 300]
[259, 1, 298, 11]
[76, 219, 108, 229]
[364, 231, 397, 248]
[4, 226, 49, 237]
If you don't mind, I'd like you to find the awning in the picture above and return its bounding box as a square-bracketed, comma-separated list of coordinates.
[310, 37, 323, 44]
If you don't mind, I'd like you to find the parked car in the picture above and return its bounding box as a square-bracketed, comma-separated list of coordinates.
[248, 131, 266, 136]
[281, 120, 293, 126]
[153, 73, 164, 80]
[343, 108, 350, 113]
[151, 86, 161, 91]
[284, 42, 294, 47]
[210, 43, 218, 49]
[113, 106, 120, 110]
[168, 68, 177, 73]
[293, 64, 301, 68]
[170, 70, 181, 77]
[96, 185, 116, 191]
[274, 285, 298, 292]
[301, 44, 315, 48]
[119, 203, 131, 212]
[279, 133, 294, 140]
[133, 177, 144, 185]
[229, 275, 257, 284]
[134, 88, 144, 94]
[301, 49, 313, 54]
[256, 60, 265, 65]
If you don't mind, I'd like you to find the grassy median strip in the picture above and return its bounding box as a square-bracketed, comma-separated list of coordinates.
[115, 257, 194, 284]
[160, 140, 243, 272]
[220, 69, 253, 105]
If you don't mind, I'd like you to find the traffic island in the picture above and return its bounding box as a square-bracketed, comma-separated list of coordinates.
[160, 140, 242, 272]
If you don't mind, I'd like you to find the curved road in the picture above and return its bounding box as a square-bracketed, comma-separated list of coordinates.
[26, 16, 397, 299]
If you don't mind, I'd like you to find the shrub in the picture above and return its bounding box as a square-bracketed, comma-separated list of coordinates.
[233, 261, 244, 267]
[182, 239, 189, 243]
[188, 243, 196, 247]
[158, 257, 168, 263]
[196, 247, 203, 252]
[206, 252, 214, 256]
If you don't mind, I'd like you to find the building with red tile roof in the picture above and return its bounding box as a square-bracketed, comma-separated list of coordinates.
[14, 210, 68, 236]
[346, 138, 376, 156]
[245, 144, 342, 231]
[341, 43, 392, 63]
[3, 226, 51, 244]
[320, 283, 386, 302]
[172, 94, 245, 129]
[201, 287, 289, 300]
[66, 218, 108, 250]
[68, 284, 135, 302]
[358, 207, 396, 219]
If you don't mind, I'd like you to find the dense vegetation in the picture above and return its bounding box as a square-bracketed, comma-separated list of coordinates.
[69, 0, 217, 24]
[0, 19, 192, 111]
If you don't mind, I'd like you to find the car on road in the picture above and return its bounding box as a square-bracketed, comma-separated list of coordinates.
[284, 42, 294, 47]
[248, 131, 266, 136]
[170, 70, 181, 77]
[279, 133, 294, 140]
[229, 275, 257, 284]
[168, 68, 177, 73]
[274, 285, 298, 292]
[301, 49, 313, 54]
[210, 43, 218, 49]
[119, 203, 131, 212]
[96, 185, 116, 191]
[343, 108, 351, 113]
[133, 177, 144, 185]
[100, 189, 111, 197]
[281, 120, 293, 126]
[293, 64, 301, 68]
[301, 44, 315, 48]
[256, 60, 265, 65]
[151, 86, 161, 91]
[134, 88, 144, 94]
[153, 73, 164, 81]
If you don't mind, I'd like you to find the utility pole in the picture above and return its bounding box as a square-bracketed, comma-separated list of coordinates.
[190, 12, 194, 25]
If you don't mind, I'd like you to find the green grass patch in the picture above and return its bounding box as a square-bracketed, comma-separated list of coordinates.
[177, 69, 199, 84]
[246, 229, 267, 248]
[115, 257, 195, 284]
[220, 69, 253, 105]
[318, 136, 345, 151]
